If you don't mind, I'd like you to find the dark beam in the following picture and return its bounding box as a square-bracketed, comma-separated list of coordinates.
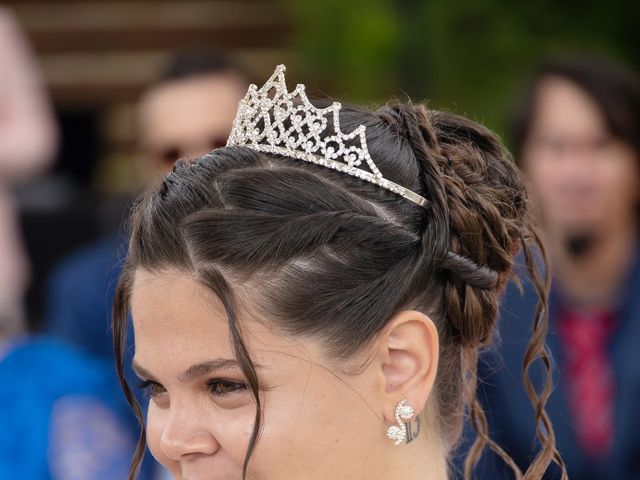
[26, 24, 292, 53]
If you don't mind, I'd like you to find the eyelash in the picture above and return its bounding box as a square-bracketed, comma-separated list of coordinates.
[136, 379, 248, 398]
[137, 380, 165, 398]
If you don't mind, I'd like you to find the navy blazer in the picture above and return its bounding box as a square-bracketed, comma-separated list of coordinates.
[454, 248, 640, 479]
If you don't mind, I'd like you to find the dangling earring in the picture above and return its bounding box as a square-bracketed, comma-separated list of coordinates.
[386, 398, 415, 446]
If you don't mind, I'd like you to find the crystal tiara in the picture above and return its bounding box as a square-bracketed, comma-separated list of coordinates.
[226, 65, 429, 209]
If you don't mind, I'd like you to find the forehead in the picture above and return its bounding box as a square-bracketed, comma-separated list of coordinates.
[137, 74, 247, 145]
[131, 270, 230, 360]
[532, 76, 606, 135]
[130, 269, 317, 368]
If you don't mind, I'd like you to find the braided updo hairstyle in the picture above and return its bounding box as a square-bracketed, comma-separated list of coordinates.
[113, 99, 567, 479]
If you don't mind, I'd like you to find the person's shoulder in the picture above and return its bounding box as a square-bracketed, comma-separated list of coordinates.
[5, 334, 88, 358]
[485, 252, 548, 366]
[498, 255, 542, 327]
[54, 233, 128, 276]
[0, 335, 114, 396]
[0, 336, 136, 478]
[46, 233, 129, 296]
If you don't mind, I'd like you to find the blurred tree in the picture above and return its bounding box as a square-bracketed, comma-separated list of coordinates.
[291, 0, 402, 101]
[289, 0, 640, 141]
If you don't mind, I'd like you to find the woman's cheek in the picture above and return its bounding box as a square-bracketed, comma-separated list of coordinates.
[219, 405, 263, 460]
[243, 394, 312, 477]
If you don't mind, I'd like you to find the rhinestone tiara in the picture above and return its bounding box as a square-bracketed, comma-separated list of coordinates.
[226, 64, 429, 209]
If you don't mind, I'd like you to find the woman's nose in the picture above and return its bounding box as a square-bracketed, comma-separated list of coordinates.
[159, 402, 220, 460]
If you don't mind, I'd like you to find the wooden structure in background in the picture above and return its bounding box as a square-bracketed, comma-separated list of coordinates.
[6, 0, 292, 105]
[4, 0, 293, 191]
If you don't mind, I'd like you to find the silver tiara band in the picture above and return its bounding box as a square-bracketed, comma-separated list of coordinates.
[226, 65, 429, 209]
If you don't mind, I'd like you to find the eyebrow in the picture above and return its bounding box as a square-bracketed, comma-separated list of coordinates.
[132, 358, 262, 383]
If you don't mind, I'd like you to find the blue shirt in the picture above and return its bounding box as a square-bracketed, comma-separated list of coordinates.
[0, 337, 136, 479]
[42, 233, 157, 478]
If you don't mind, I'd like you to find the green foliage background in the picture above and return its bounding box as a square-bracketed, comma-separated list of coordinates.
[288, 0, 640, 144]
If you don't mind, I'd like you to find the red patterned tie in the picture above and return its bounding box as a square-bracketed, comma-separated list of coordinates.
[558, 307, 616, 459]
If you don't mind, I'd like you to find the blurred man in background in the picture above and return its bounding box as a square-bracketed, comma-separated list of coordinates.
[44, 51, 249, 359]
[0, 8, 137, 478]
[137, 52, 249, 182]
[42, 51, 249, 478]
[463, 55, 640, 479]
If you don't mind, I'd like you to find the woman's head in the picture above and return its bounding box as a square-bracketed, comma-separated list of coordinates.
[114, 68, 563, 480]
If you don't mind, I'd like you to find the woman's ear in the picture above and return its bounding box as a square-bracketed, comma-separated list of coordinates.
[375, 310, 439, 424]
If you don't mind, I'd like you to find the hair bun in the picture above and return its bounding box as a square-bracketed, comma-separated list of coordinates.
[385, 103, 528, 346]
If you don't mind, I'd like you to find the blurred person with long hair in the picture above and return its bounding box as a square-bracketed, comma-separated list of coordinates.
[462, 55, 640, 479]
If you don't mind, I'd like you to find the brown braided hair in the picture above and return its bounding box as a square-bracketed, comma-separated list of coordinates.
[113, 98, 567, 479]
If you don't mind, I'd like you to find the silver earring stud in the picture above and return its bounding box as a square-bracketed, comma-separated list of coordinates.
[386, 398, 415, 446]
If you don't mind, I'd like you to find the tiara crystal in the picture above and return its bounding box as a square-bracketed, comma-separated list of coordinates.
[226, 64, 428, 209]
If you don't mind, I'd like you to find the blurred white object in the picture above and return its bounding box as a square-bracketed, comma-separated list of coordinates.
[0, 7, 58, 333]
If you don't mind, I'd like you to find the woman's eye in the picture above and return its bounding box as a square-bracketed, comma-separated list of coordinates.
[208, 379, 247, 397]
[137, 380, 167, 398]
